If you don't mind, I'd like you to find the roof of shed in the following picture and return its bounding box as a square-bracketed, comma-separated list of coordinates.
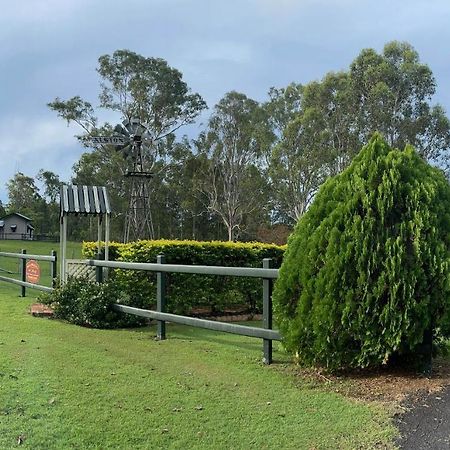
[0, 213, 33, 222]
[60, 185, 111, 216]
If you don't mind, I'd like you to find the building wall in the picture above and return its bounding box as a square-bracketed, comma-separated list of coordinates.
[0, 216, 33, 240]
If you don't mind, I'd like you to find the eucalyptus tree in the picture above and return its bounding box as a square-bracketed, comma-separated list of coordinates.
[349, 41, 450, 172]
[264, 83, 303, 144]
[199, 92, 268, 241]
[48, 50, 207, 238]
[265, 83, 334, 223]
[5, 172, 49, 234]
[36, 170, 61, 235]
[301, 72, 361, 176]
[269, 41, 450, 226]
[269, 110, 332, 222]
[6, 172, 42, 213]
[37, 170, 61, 205]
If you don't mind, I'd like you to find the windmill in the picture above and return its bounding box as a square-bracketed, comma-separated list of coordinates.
[87, 118, 155, 242]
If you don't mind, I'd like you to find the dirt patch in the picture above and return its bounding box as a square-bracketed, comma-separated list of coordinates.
[280, 357, 450, 405]
[189, 306, 262, 322]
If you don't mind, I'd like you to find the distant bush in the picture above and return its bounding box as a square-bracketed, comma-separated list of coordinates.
[274, 134, 450, 371]
[40, 277, 145, 328]
[83, 239, 286, 315]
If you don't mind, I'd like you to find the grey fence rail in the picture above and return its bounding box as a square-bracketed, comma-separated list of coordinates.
[0, 251, 282, 364]
[84, 255, 281, 364]
[0, 250, 57, 295]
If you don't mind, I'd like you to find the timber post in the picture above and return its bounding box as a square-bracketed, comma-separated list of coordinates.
[51, 250, 57, 288]
[156, 254, 166, 340]
[262, 258, 274, 364]
[20, 249, 27, 297]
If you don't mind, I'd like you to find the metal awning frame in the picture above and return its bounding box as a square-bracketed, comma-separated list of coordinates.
[60, 185, 111, 282]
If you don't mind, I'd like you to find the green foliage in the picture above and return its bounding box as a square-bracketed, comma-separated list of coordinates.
[198, 91, 270, 241]
[0, 286, 395, 449]
[83, 239, 285, 314]
[40, 277, 145, 328]
[274, 134, 450, 370]
[5, 171, 60, 236]
[267, 42, 450, 226]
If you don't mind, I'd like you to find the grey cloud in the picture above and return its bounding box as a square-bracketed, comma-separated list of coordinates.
[1, 0, 449, 202]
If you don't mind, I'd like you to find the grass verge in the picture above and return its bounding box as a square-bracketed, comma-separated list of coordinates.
[0, 240, 81, 290]
[0, 281, 397, 449]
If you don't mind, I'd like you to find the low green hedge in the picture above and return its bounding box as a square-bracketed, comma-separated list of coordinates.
[83, 239, 286, 315]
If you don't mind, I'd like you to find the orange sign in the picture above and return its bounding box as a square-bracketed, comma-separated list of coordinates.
[26, 260, 41, 284]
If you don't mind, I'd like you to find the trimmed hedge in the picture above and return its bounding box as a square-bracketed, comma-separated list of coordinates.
[273, 134, 450, 371]
[83, 239, 286, 314]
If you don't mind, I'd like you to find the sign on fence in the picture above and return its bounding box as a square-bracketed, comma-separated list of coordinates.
[26, 260, 41, 284]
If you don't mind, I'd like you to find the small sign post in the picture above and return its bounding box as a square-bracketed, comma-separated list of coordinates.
[26, 260, 41, 285]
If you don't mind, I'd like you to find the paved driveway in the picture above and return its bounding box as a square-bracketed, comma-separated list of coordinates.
[397, 387, 450, 449]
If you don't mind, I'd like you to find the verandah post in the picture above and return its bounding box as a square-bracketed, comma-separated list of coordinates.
[262, 258, 273, 364]
[156, 254, 166, 340]
[21, 249, 27, 297]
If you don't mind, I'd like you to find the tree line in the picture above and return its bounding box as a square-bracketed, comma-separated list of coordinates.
[3, 41, 449, 243]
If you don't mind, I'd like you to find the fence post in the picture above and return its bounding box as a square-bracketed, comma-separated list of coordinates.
[262, 258, 273, 364]
[95, 251, 104, 283]
[21, 249, 27, 297]
[156, 254, 166, 340]
[51, 250, 57, 288]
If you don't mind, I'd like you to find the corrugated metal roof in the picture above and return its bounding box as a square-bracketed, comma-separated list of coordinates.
[0, 213, 33, 222]
[60, 185, 111, 216]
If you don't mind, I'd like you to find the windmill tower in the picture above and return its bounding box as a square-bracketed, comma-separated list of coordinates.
[113, 119, 154, 242]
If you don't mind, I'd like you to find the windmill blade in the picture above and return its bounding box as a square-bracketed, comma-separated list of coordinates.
[123, 119, 134, 134]
[123, 118, 147, 136]
[114, 124, 130, 136]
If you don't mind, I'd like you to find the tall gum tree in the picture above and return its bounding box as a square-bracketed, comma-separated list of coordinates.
[48, 50, 207, 239]
[199, 91, 267, 241]
[349, 41, 450, 173]
[269, 41, 450, 226]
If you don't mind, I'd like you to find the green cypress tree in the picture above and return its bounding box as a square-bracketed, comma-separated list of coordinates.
[274, 134, 450, 370]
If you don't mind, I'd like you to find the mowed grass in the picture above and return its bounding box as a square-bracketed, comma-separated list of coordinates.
[0, 240, 82, 288]
[0, 241, 397, 448]
[0, 292, 397, 448]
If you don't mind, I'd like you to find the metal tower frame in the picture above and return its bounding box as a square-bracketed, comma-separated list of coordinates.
[86, 118, 155, 242]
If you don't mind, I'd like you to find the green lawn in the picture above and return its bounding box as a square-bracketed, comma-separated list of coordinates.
[0, 240, 82, 289]
[0, 278, 397, 449]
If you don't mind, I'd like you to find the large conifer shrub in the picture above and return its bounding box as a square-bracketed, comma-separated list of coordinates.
[274, 134, 450, 370]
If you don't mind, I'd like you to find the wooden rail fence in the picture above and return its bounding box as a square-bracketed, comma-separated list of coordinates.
[0, 250, 282, 364]
[80, 256, 282, 364]
[0, 250, 57, 295]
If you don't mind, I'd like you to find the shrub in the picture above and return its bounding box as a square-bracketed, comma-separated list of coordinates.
[40, 277, 146, 328]
[83, 239, 285, 314]
[273, 134, 450, 371]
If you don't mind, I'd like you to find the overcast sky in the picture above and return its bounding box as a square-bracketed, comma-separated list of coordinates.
[1, 0, 449, 203]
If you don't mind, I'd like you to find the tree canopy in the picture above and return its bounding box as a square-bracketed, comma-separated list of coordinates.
[6, 41, 443, 242]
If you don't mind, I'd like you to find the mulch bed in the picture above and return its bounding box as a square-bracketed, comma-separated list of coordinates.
[29, 303, 260, 323]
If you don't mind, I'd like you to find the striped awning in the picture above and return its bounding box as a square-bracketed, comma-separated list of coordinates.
[60, 185, 111, 216]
